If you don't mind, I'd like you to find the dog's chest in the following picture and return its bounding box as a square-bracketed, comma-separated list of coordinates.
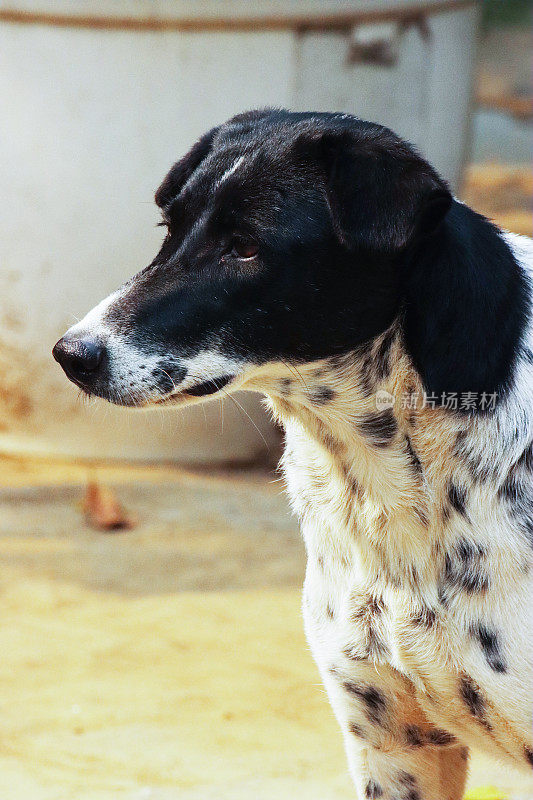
[281, 421, 434, 660]
[281, 416, 510, 681]
[277, 361, 533, 696]
[281, 416, 437, 591]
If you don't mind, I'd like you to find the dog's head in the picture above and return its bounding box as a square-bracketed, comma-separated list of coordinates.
[53, 109, 451, 407]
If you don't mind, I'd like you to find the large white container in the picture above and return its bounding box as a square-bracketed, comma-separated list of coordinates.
[0, 0, 479, 463]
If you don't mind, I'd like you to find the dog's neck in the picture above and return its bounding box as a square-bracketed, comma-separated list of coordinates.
[245, 325, 471, 587]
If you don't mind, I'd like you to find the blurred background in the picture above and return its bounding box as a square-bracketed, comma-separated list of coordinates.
[0, 1, 531, 798]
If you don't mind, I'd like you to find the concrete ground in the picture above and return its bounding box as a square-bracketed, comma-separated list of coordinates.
[0, 458, 531, 800]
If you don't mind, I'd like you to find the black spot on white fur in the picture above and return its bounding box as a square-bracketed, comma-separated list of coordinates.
[425, 728, 457, 746]
[365, 780, 383, 799]
[309, 385, 336, 405]
[405, 724, 456, 749]
[342, 682, 388, 726]
[470, 623, 507, 673]
[398, 772, 420, 800]
[348, 720, 366, 739]
[405, 724, 423, 747]
[447, 480, 468, 518]
[498, 443, 533, 545]
[343, 627, 389, 662]
[411, 606, 437, 628]
[459, 674, 492, 730]
[358, 410, 397, 447]
[441, 539, 489, 601]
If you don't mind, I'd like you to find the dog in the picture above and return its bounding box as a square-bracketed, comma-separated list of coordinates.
[53, 109, 533, 798]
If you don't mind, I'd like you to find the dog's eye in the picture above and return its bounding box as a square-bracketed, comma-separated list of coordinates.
[230, 237, 259, 260]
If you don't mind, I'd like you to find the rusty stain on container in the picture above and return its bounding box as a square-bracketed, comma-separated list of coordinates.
[0, 1, 478, 33]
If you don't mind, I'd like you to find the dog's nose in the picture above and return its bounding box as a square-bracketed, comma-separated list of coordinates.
[53, 335, 104, 383]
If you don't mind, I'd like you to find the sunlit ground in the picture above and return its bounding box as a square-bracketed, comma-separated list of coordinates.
[0, 459, 531, 800]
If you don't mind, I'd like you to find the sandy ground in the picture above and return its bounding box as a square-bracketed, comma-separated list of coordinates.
[462, 164, 532, 238]
[0, 459, 531, 800]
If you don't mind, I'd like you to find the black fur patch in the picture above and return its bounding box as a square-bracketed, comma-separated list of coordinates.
[405, 724, 423, 747]
[347, 721, 366, 739]
[151, 364, 188, 393]
[309, 385, 336, 405]
[349, 595, 388, 659]
[405, 435, 423, 476]
[342, 682, 388, 726]
[398, 772, 420, 800]
[459, 675, 492, 730]
[456, 539, 486, 562]
[357, 346, 378, 397]
[358, 410, 397, 448]
[498, 474, 522, 503]
[185, 375, 233, 396]
[403, 200, 529, 403]
[426, 728, 457, 746]
[365, 780, 383, 799]
[498, 445, 533, 545]
[411, 606, 437, 628]
[405, 724, 456, 749]
[447, 481, 468, 517]
[470, 623, 506, 673]
[441, 540, 489, 600]
[525, 746, 533, 767]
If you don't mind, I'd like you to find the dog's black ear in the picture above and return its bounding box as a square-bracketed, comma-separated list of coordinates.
[305, 124, 451, 255]
[155, 126, 220, 209]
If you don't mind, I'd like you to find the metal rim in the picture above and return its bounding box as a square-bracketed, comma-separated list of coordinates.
[0, 1, 478, 33]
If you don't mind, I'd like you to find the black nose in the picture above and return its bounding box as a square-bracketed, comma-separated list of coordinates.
[53, 335, 104, 383]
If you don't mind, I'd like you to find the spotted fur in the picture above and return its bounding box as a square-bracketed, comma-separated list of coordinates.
[258, 296, 533, 792]
[260, 295, 533, 793]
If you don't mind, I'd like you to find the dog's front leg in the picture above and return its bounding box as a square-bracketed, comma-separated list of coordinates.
[319, 660, 469, 800]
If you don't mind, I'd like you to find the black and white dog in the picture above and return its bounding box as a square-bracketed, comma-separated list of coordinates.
[54, 110, 533, 798]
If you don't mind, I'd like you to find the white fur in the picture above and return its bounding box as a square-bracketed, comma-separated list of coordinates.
[67, 289, 119, 337]
[217, 155, 245, 185]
